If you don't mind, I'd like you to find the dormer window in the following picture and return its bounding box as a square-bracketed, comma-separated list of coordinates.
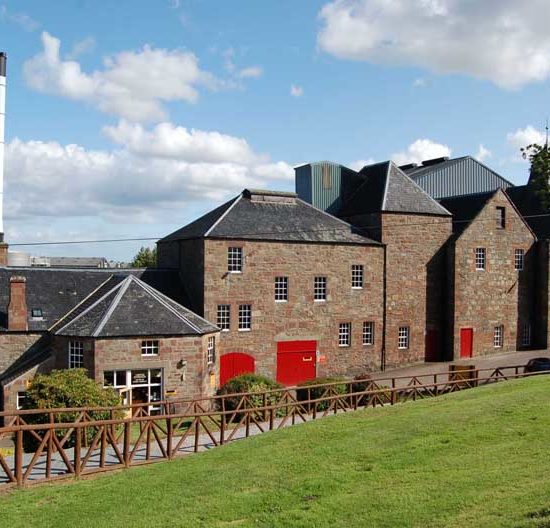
[31, 308, 43, 319]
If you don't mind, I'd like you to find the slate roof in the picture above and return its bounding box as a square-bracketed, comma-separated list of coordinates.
[338, 161, 451, 217]
[506, 185, 550, 240]
[53, 275, 218, 338]
[160, 189, 378, 245]
[0, 267, 186, 332]
[438, 191, 496, 236]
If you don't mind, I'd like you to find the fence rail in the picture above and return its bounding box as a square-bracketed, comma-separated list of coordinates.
[0, 364, 539, 488]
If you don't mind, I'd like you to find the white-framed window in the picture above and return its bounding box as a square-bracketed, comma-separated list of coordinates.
[103, 369, 163, 414]
[351, 264, 364, 289]
[363, 321, 374, 346]
[141, 340, 159, 356]
[227, 247, 243, 273]
[515, 249, 525, 271]
[274, 277, 288, 302]
[475, 248, 486, 271]
[398, 327, 410, 350]
[521, 323, 531, 347]
[339, 322, 351, 347]
[314, 276, 327, 301]
[207, 336, 216, 365]
[493, 325, 504, 348]
[16, 391, 27, 410]
[68, 340, 84, 368]
[496, 206, 506, 229]
[239, 304, 252, 331]
[217, 304, 230, 331]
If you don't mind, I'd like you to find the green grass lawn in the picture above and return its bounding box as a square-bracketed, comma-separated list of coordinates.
[3, 376, 550, 528]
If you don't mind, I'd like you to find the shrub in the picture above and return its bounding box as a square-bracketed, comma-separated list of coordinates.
[22, 369, 122, 450]
[350, 372, 373, 393]
[296, 377, 348, 411]
[217, 374, 283, 420]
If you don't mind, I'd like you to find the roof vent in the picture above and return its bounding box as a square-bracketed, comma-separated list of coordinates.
[421, 156, 449, 167]
[244, 189, 297, 204]
[398, 163, 418, 171]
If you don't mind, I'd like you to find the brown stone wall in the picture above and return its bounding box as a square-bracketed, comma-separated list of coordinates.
[451, 190, 536, 358]
[202, 239, 385, 380]
[0, 332, 45, 374]
[380, 213, 452, 367]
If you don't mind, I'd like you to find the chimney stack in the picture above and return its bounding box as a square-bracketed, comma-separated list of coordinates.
[8, 276, 28, 331]
[0, 53, 7, 265]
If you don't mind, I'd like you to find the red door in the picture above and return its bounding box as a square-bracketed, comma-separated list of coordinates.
[220, 353, 255, 386]
[276, 340, 317, 386]
[460, 328, 474, 359]
[425, 329, 438, 362]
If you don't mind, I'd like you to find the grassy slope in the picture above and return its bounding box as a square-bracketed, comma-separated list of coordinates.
[3, 377, 550, 528]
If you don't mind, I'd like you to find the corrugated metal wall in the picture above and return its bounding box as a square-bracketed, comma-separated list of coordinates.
[413, 158, 512, 199]
[296, 162, 343, 212]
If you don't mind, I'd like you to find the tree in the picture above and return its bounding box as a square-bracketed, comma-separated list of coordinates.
[130, 246, 157, 268]
[522, 142, 550, 209]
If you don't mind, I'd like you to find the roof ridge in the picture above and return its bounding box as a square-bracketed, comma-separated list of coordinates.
[381, 161, 391, 210]
[204, 194, 242, 237]
[92, 276, 133, 337]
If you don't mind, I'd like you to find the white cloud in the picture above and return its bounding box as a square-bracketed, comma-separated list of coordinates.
[66, 36, 96, 60]
[238, 66, 263, 79]
[349, 158, 375, 171]
[24, 32, 218, 122]
[290, 84, 304, 97]
[4, 123, 294, 227]
[507, 125, 546, 150]
[0, 5, 40, 32]
[413, 78, 427, 88]
[475, 144, 492, 163]
[391, 139, 451, 166]
[318, 0, 550, 89]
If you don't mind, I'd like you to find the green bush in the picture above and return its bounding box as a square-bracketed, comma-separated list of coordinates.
[350, 372, 373, 393]
[217, 374, 282, 420]
[22, 369, 122, 450]
[296, 377, 348, 411]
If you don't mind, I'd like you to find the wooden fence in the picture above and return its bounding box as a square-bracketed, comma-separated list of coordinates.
[0, 364, 540, 488]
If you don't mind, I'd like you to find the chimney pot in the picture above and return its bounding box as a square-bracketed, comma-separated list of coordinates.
[8, 275, 28, 331]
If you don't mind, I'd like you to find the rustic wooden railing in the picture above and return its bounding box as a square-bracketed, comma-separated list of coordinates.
[0, 364, 540, 488]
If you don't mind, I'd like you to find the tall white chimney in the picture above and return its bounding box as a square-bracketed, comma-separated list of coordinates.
[0, 52, 6, 238]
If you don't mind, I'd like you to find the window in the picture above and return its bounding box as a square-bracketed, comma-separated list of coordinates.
[515, 249, 525, 271]
[339, 322, 351, 347]
[475, 248, 486, 270]
[207, 336, 216, 365]
[521, 323, 531, 347]
[141, 340, 159, 356]
[493, 325, 504, 348]
[217, 304, 230, 331]
[274, 277, 288, 302]
[103, 369, 163, 414]
[31, 308, 43, 319]
[227, 247, 243, 273]
[16, 391, 27, 411]
[351, 264, 364, 288]
[239, 304, 252, 331]
[314, 276, 327, 301]
[398, 327, 410, 350]
[68, 341, 84, 368]
[496, 206, 506, 229]
[363, 321, 374, 346]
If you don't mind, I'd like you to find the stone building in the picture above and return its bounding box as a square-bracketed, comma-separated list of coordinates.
[158, 188, 385, 385]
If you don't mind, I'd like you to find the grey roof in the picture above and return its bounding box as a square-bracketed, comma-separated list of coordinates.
[53, 275, 217, 338]
[339, 161, 451, 217]
[0, 267, 186, 332]
[46, 257, 109, 268]
[401, 156, 514, 200]
[160, 189, 379, 245]
[506, 185, 550, 239]
[438, 191, 496, 236]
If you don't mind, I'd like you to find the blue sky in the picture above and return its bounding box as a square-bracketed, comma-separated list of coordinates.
[1, 0, 549, 261]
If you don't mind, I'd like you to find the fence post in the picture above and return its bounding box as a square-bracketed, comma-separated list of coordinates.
[15, 428, 23, 487]
[74, 426, 81, 477]
[194, 417, 200, 453]
[166, 418, 173, 459]
[123, 420, 130, 467]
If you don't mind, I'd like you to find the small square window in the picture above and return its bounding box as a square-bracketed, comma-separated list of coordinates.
[515, 249, 524, 271]
[351, 264, 364, 289]
[141, 340, 159, 356]
[314, 276, 327, 301]
[228, 247, 243, 273]
[496, 207, 506, 229]
[31, 308, 43, 319]
[68, 341, 84, 368]
[274, 277, 288, 302]
[398, 327, 410, 350]
[475, 248, 486, 270]
[363, 321, 374, 346]
[239, 304, 252, 331]
[207, 336, 216, 365]
[217, 304, 230, 331]
[339, 322, 351, 347]
[493, 325, 503, 348]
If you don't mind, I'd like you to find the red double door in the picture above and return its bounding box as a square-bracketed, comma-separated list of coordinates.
[219, 353, 255, 386]
[276, 340, 317, 386]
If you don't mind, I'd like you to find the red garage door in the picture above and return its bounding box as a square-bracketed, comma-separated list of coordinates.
[277, 340, 317, 386]
[220, 353, 255, 386]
